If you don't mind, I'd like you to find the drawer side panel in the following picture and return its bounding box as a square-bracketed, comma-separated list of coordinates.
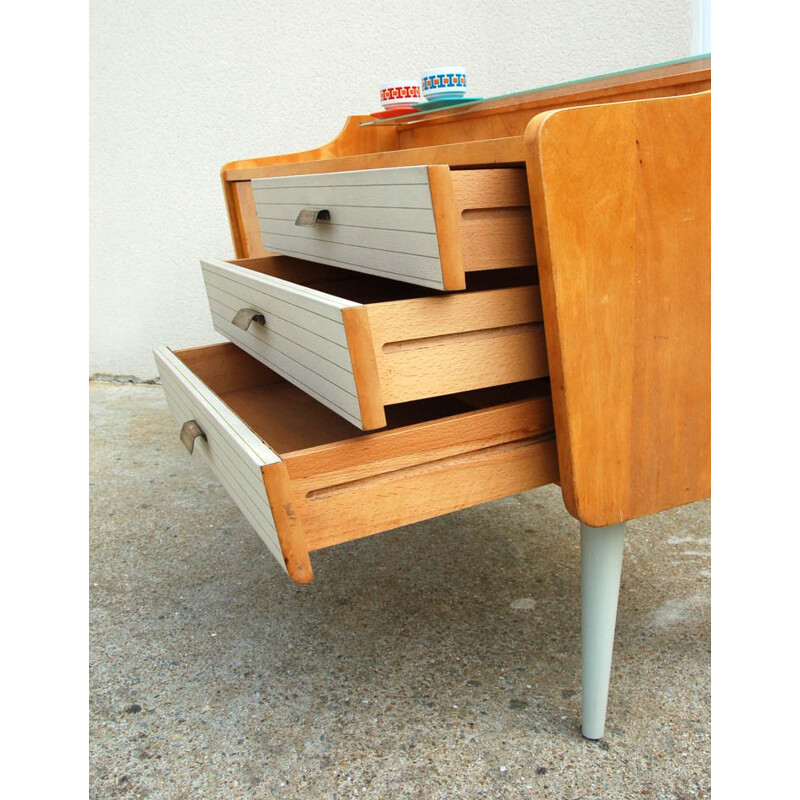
[153, 346, 287, 572]
[301, 437, 559, 550]
[364, 285, 548, 403]
[450, 168, 536, 271]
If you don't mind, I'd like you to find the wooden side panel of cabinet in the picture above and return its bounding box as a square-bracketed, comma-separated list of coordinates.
[525, 91, 711, 526]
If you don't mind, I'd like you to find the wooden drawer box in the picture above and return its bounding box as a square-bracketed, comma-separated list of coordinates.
[251, 166, 536, 291]
[154, 342, 559, 583]
[201, 255, 549, 430]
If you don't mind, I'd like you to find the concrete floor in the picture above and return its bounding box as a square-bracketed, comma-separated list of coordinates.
[89, 381, 711, 799]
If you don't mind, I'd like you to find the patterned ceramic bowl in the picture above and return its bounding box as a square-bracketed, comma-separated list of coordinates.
[421, 67, 467, 100]
[380, 80, 422, 108]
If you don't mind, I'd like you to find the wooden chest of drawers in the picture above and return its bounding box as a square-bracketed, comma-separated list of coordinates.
[154, 57, 711, 739]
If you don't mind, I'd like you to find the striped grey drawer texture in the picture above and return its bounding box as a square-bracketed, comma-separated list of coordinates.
[252, 166, 445, 290]
[153, 345, 286, 572]
[200, 257, 363, 428]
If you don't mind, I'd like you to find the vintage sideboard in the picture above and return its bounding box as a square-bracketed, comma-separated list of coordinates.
[154, 56, 711, 739]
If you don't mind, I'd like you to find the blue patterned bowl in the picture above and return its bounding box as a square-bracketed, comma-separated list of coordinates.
[421, 67, 467, 99]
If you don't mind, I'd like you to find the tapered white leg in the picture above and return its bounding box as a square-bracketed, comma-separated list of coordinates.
[581, 521, 626, 740]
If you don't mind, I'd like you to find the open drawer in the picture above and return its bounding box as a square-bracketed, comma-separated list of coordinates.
[251, 166, 536, 290]
[154, 342, 559, 583]
[201, 255, 549, 430]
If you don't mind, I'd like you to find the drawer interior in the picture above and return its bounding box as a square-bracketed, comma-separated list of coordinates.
[177, 342, 549, 456]
[230, 255, 537, 304]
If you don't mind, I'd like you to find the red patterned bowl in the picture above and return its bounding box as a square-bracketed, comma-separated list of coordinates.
[379, 80, 422, 109]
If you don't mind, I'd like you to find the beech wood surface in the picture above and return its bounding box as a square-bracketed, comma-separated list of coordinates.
[426, 165, 465, 290]
[340, 305, 387, 430]
[175, 341, 282, 392]
[360, 286, 547, 404]
[299, 436, 558, 551]
[232, 181, 267, 258]
[262, 461, 314, 583]
[525, 91, 711, 526]
[283, 394, 558, 550]
[394, 63, 710, 150]
[450, 169, 536, 271]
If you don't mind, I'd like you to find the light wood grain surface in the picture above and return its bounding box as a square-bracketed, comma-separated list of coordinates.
[525, 91, 711, 526]
[361, 286, 547, 404]
[450, 168, 536, 272]
[176, 60, 713, 583]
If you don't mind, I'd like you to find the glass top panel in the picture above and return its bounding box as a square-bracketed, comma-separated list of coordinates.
[360, 53, 710, 127]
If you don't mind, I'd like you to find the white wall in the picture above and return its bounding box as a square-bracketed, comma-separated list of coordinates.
[90, 0, 696, 379]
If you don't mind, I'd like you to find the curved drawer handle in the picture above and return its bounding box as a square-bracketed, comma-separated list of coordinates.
[180, 420, 206, 454]
[232, 308, 266, 331]
[294, 207, 330, 227]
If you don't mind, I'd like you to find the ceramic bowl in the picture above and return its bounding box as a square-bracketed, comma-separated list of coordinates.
[421, 67, 467, 99]
[379, 80, 422, 108]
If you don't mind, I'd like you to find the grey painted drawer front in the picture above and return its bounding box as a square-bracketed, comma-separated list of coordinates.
[252, 166, 445, 289]
[153, 345, 287, 574]
[200, 256, 364, 428]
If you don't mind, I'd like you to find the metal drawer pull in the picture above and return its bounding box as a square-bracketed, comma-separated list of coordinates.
[232, 308, 266, 331]
[294, 207, 330, 227]
[180, 420, 206, 454]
